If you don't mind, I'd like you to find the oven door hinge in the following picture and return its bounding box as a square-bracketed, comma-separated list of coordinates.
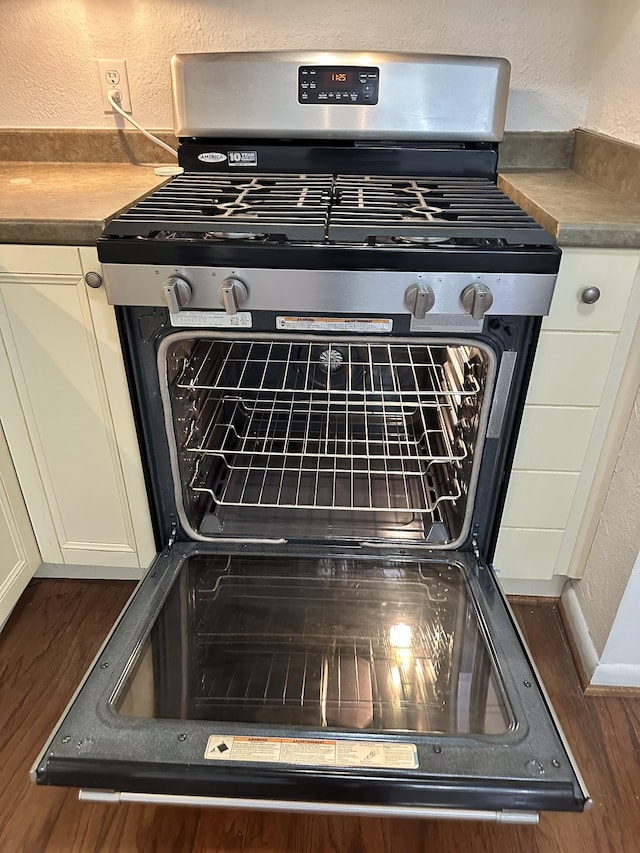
[472, 533, 481, 561]
[168, 521, 177, 551]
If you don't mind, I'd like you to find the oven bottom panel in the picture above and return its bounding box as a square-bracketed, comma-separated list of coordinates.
[34, 545, 587, 814]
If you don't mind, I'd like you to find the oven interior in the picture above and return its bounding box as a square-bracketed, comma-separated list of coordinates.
[161, 336, 492, 546]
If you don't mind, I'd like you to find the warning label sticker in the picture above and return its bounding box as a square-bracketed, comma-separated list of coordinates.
[276, 317, 393, 333]
[204, 735, 418, 769]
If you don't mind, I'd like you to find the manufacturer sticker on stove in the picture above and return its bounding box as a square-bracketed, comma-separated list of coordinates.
[170, 311, 252, 328]
[204, 735, 419, 769]
[197, 152, 227, 163]
[228, 150, 258, 167]
[276, 316, 393, 333]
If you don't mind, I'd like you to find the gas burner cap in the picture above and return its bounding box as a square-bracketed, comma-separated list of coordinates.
[205, 232, 268, 241]
[391, 235, 452, 245]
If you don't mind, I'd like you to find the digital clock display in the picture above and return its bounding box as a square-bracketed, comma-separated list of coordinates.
[298, 65, 379, 105]
[323, 70, 352, 88]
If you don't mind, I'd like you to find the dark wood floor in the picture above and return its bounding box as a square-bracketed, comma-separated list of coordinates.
[1, 579, 639, 853]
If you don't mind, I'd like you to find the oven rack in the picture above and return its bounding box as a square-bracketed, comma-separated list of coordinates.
[175, 340, 482, 400]
[191, 458, 462, 514]
[183, 393, 470, 470]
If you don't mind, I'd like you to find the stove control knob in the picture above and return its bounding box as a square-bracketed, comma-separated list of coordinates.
[163, 276, 192, 314]
[461, 283, 494, 320]
[404, 284, 435, 320]
[219, 276, 248, 315]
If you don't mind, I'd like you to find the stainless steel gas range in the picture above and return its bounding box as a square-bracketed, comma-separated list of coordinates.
[33, 51, 589, 822]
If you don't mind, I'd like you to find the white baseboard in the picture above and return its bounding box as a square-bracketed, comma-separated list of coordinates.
[36, 562, 144, 581]
[495, 574, 567, 597]
[561, 584, 600, 683]
[590, 663, 640, 688]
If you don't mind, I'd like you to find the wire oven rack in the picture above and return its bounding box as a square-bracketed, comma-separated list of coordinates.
[171, 340, 485, 516]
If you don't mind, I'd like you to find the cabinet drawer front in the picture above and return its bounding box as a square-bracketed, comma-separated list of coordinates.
[0, 245, 81, 276]
[544, 249, 639, 332]
[493, 528, 563, 580]
[501, 470, 579, 529]
[527, 331, 617, 406]
[513, 406, 597, 472]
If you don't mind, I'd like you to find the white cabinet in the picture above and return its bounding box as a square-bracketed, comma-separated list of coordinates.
[0, 390, 40, 631]
[495, 248, 640, 593]
[0, 245, 155, 578]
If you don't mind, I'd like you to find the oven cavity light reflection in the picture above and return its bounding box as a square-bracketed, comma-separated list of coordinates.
[390, 622, 415, 681]
[389, 622, 413, 649]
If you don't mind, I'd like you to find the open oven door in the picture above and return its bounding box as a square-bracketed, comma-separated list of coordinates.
[32, 542, 589, 823]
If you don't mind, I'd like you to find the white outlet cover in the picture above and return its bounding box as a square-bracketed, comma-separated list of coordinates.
[97, 59, 132, 114]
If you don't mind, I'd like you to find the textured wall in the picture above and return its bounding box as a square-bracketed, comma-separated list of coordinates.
[585, 0, 640, 145]
[574, 387, 640, 657]
[0, 0, 602, 131]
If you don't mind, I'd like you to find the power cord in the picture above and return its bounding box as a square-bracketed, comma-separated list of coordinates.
[107, 90, 178, 159]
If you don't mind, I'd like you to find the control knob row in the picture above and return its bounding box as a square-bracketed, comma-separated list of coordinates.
[162, 276, 495, 320]
[162, 276, 248, 315]
[404, 283, 494, 320]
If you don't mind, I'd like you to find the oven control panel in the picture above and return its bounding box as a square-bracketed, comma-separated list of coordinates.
[298, 66, 379, 105]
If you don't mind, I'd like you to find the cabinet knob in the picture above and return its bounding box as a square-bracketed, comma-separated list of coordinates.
[84, 271, 103, 289]
[581, 286, 601, 305]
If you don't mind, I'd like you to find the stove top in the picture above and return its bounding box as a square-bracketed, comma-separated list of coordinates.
[104, 172, 554, 247]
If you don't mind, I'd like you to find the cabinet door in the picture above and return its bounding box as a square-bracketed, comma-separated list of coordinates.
[495, 248, 640, 590]
[0, 246, 154, 574]
[0, 417, 40, 631]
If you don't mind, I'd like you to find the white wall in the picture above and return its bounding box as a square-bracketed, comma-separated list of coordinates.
[564, 385, 640, 687]
[0, 0, 602, 131]
[573, 388, 640, 657]
[585, 0, 640, 145]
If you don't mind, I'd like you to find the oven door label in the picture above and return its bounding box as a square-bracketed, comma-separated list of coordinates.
[170, 310, 252, 328]
[276, 316, 393, 333]
[204, 735, 418, 769]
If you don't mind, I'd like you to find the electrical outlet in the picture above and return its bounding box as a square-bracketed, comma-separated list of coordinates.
[98, 59, 132, 114]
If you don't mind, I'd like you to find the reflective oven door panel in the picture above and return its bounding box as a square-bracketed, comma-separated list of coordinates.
[159, 333, 495, 548]
[34, 544, 587, 815]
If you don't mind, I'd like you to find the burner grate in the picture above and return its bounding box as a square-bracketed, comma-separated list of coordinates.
[104, 171, 554, 246]
[328, 176, 555, 244]
[105, 172, 333, 239]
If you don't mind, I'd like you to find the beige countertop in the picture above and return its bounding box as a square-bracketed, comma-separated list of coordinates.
[0, 162, 166, 245]
[1, 160, 640, 249]
[499, 170, 640, 249]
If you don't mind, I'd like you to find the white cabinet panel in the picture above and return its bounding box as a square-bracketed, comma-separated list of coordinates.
[513, 406, 597, 472]
[0, 245, 81, 276]
[0, 276, 136, 563]
[498, 249, 640, 587]
[0, 246, 155, 574]
[493, 528, 563, 581]
[527, 332, 617, 407]
[544, 249, 639, 333]
[501, 470, 579, 530]
[0, 421, 40, 631]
